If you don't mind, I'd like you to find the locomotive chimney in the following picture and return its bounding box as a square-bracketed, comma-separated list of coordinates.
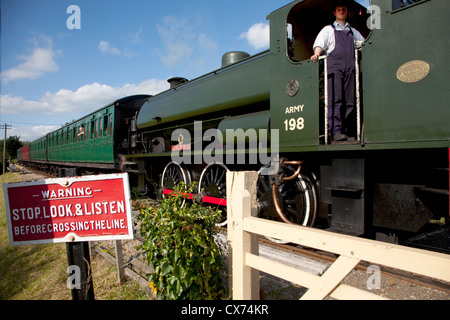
[167, 77, 188, 89]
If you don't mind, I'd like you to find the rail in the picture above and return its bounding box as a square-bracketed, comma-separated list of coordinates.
[226, 171, 450, 300]
[321, 48, 362, 145]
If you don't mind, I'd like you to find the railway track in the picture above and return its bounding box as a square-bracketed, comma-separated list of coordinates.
[258, 237, 450, 295]
[13, 165, 56, 179]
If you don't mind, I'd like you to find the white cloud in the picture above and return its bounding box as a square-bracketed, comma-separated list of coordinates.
[0, 95, 49, 115]
[1, 35, 61, 84]
[10, 125, 61, 142]
[1, 79, 169, 116]
[127, 27, 143, 43]
[1, 79, 170, 141]
[97, 40, 133, 57]
[98, 40, 121, 55]
[156, 16, 194, 68]
[156, 15, 216, 68]
[198, 33, 217, 50]
[239, 23, 270, 50]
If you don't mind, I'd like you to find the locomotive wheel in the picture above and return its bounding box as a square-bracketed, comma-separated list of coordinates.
[161, 161, 191, 205]
[257, 166, 318, 244]
[198, 162, 229, 227]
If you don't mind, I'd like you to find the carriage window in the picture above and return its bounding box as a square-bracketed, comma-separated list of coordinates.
[103, 115, 109, 136]
[90, 121, 95, 139]
[392, 0, 426, 11]
[108, 114, 113, 135]
[78, 126, 85, 141]
[99, 118, 103, 137]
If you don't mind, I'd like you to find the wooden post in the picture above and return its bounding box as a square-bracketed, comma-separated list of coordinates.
[60, 167, 95, 300]
[115, 240, 125, 285]
[226, 171, 259, 300]
[89, 241, 96, 257]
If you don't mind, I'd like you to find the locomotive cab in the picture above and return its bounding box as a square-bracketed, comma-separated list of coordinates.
[268, 0, 370, 148]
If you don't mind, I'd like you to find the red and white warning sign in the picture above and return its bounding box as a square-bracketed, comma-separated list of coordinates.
[3, 173, 134, 246]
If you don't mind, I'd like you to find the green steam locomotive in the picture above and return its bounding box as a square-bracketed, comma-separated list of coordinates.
[19, 0, 449, 243]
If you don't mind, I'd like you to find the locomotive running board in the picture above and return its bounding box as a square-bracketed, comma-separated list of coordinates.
[163, 189, 227, 206]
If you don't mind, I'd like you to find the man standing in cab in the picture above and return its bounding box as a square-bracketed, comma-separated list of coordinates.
[311, 0, 365, 144]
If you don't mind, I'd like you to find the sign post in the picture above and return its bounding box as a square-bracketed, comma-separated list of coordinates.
[66, 234, 95, 300]
[3, 171, 134, 300]
[59, 168, 94, 300]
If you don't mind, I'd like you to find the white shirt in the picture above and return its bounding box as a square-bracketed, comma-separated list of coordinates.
[313, 21, 365, 55]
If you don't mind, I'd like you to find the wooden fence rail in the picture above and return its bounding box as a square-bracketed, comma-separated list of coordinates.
[226, 171, 450, 300]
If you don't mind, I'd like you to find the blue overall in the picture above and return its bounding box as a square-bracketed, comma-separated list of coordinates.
[327, 24, 356, 138]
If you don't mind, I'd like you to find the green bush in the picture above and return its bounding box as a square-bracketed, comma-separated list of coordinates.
[138, 182, 227, 300]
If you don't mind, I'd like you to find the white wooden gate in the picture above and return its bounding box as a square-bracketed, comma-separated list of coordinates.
[226, 171, 450, 300]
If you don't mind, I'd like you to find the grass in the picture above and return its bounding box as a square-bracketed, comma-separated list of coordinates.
[0, 172, 149, 300]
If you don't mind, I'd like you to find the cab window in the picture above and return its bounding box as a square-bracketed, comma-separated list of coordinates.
[286, 0, 370, 62]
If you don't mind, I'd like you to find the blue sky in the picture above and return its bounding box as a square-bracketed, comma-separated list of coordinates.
[1, 0, 369, 142]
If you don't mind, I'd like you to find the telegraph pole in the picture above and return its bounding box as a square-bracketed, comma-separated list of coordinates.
[1, 123, 12, 174]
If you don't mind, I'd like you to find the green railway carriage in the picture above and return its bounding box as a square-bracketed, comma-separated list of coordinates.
[30, 136, 47, 161]
[19, 95, 150, 174]
[46, 103, 117, 165]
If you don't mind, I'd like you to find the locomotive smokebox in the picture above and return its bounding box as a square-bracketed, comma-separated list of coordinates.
[221, 51, 250, 68]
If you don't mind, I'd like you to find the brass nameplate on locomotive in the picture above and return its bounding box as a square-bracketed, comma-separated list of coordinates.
[396, 60, 430, 83]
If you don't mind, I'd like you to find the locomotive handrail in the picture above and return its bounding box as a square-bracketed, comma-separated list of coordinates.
[319, 55, 329, 145]
[319, 48, 361, 145]
[355, 48, 361, 143]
